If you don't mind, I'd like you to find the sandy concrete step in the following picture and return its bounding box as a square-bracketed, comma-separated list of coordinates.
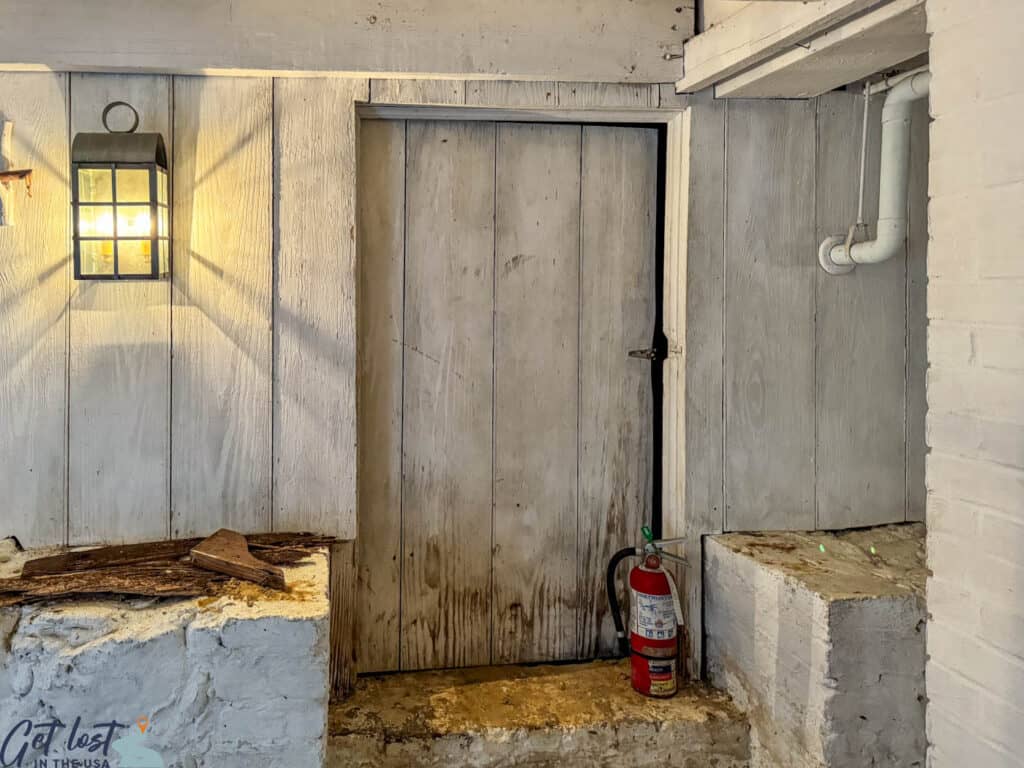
[329, 659, 750, 767]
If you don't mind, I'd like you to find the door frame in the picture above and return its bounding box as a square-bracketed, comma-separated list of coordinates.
[356, 101, 698, 677]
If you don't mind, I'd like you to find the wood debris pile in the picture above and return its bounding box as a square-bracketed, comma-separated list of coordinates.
[0, 530, 334, 608]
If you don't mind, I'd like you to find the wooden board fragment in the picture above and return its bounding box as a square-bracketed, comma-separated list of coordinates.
[724, 100, 816, 531]
[191, 528, 286, 589]
[815, 92, 906, 529]
[577, 125, 658, 658]
[330, 540, 359, 700]
[492, 123, 581, 664]
[171, 76, 273, 537]
[67, 73, 172, 545]
[356, 119, 406, 673]
[0, 73, 69, 548]
[274, 77, 368, 538]
[401, 121, 495, 670]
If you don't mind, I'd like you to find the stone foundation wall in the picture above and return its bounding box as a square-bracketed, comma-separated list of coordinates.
[0, 551, 330, 768]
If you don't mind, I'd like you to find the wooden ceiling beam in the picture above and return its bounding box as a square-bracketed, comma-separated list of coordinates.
[715, 0, 927, 98]
[677, 0, 882, 92]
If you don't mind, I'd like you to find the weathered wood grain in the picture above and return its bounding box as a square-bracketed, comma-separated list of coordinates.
[556, 83, 658, 109]
[815, 92, 907, 529]
[0, 73, 69, 547]
[171, 77, 273, 536]
[905, 99, 929, 522]
[330, 540, 359, 699]
[0, 0, 690, 83]
[724, 99, 816, 531]
[67, 74, 172, 545]
[492, 123, 581, 664]
[371, 80, 465, 105]
[577, 125, 657, 658]
[274, 78, 368, 539]
[356, 119, 406, 673]
[401, 121, 495, 670]
[679, 92, 727, 678]
[467, 81, 557, 108]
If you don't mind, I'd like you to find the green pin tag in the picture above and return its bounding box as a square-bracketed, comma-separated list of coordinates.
[642, 525, 655, 544]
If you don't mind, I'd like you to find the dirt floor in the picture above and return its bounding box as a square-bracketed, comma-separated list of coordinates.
[332, 659, 743, 737]
[329, 659, 750, 767]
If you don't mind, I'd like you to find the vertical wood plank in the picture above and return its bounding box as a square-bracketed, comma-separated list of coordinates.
[492, 123, 581, 664]
[67, 74, 171, 545]
[0, 73, 69, 547]
[370, 80, 465, 105]
[467, 81, 557, 108]
[905, 99, 929, 522]
[330, 540, 358, 700]
[815, 92, 907, 529]
[355, 119, 406, 673]
[724, 99, 816, 532]
[577, 125, 658, 658]
[677, 93, 727, 679]
[274, 78, 368, 539]
[171, 76, 273, 537]
[401, 120, 495, 670]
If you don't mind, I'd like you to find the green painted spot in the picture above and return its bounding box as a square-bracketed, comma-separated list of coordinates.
[819, 544, 826, 553]
[870, 546, 877, 555]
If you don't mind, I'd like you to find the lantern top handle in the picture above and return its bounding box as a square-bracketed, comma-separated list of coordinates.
[101, 101, 140, 134]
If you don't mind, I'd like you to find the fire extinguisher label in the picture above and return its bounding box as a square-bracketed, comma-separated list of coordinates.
[648, 659, 677, 696]
[631, 591, 678, 640]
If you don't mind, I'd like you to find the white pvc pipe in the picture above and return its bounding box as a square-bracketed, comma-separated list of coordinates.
[819, 71, 930, 274]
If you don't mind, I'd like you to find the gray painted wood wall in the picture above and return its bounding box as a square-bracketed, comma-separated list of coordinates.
[683, 91, 927, 538]
[0, 71, 365, 547]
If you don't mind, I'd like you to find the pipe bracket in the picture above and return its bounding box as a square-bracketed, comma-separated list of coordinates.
[818, 234, 855, 275]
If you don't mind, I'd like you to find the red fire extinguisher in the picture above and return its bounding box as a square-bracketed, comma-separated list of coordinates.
[607, 527, 686, 698]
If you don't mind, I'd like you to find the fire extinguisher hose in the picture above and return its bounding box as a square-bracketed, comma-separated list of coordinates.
[607, 546, 639, 657]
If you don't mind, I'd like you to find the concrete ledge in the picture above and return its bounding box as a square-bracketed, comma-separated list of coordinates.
[0, 547, 330, 768]
[329, 660, 750, 767]
[704, 524, 926, 768]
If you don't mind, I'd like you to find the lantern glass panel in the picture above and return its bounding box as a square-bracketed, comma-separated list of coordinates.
[78, 205, 115, 238]
[78, 168, 113, 203]
[158, 242, 169, 276]
[119, 240, 154, 276]
[158, 207, 168, 237]
[157, 169, 168, 206]
[79, 240, 115, 276]
[116, 168, 152, 203]
[117, 205, 153, 238]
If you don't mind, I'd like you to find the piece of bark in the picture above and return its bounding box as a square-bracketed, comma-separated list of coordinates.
[191, 529, 287, 590]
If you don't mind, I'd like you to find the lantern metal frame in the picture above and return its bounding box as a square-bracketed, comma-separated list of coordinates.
[71, 102, 170, 281]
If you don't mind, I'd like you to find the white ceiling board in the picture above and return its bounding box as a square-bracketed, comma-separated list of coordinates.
[715, 0, 927, 98]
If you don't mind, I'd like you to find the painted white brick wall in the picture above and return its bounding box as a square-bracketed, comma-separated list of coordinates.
[925, 2, 1024, 765]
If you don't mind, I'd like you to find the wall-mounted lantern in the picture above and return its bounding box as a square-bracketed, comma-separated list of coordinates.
[72, 102, 169, 280]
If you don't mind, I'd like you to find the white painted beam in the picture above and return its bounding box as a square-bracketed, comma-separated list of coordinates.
[678, 0, 881, 92]
[0, 0, 692, 83]
[715, 0, 926, 98]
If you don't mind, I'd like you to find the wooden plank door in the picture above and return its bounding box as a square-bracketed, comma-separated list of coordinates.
[358, 119, 658, 672]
